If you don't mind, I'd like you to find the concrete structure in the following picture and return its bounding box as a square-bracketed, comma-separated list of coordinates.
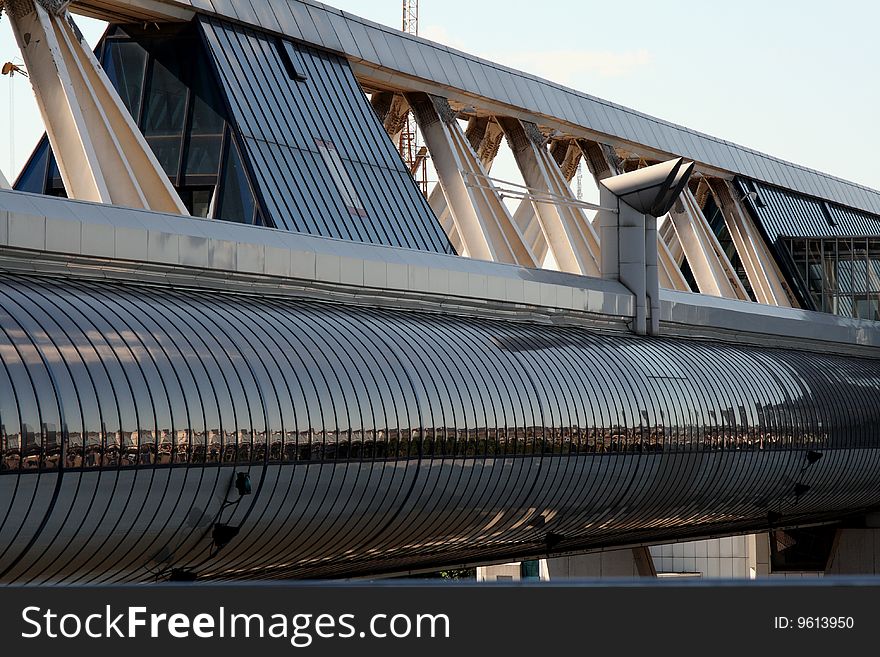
[0, 0, 878, 583]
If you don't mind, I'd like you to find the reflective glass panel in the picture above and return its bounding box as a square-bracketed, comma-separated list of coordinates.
[143, 52, 188, 136]
[14, 139, 50, 194]
[102, 40, 149, 120]
[216, 135, 256, 224]
[184, 135, 223, 177]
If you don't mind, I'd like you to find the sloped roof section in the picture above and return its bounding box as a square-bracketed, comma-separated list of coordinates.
[200, 16, 453, 252]
[740, 178, 880, 241]
[70, 0, 880, 219]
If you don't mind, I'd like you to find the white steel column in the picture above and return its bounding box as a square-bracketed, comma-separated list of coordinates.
[667, 188, 749, 300]
[657, 231, 690, 292]
[499, 118, 600, 276]
[711, 180, 796, 307]
[0, 169, 9, 189]
[429, 116, 504, 254]
[406, 93, 537, 266]
[7, 1, 187, 213]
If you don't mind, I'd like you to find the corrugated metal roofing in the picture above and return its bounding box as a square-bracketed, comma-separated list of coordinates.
[825, 204, 880, 237]
[200, 17, 453, 253]
[740, 178, 880, 241]
[85, 0, 880, 220]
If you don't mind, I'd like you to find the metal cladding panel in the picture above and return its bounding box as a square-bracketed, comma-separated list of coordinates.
[743, 178, 880, 241]
[306, 3, 344, 53]
[826, 205, 880, 236]
[341, 14, 378, 63]
[231, 0, 260, 26]
[265, 0, 304, 41]
[250, 0, 283, 34]
[200, 18, 453, 254]
[1, 272, 880, 581]
[285, 0, 323, 45]
[324, 11, 362, 61]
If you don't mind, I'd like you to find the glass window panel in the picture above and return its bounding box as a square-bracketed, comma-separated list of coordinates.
[852, 239, 869, 294]
[822, 240, 837, 298]
[855, 295, 878, 321]
[102, 40, 148, 120]
[216, 135, 256, 224]
[868, 239, 880, 292]
[45, 154, 66, 197]
[834, 295, 854, 318]
[184, 135, 223, 177]
[189, 52, 226, 135]
[13, 139, 50, 194]
[836, 239, 854, 294]
[789, 239, 807, 281]
[146, 136, 181, 178]
[869, 295, 880, 321]
[179, 187, 215, 218]
[143, 52, 188, 137]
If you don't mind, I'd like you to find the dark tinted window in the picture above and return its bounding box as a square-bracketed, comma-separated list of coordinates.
[14, 139, 50, 194]
[102, 40, 148, 119]
[216, 133, 256, 224]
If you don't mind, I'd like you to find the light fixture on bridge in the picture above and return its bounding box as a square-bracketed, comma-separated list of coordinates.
[544, 532, 564, 551]
[212, 523, 240, 551]
[235, 471, 252, 496]
[806, 450, 823, 466]
[601, 157, 695, 218]
[794, 483, 811, 502]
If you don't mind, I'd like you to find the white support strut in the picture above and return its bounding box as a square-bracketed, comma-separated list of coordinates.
[710, 179, 796, 307]
[429, 116, 504, 255]
[5, 1, 187, 213]
[667, 188, 749, 300]
[406, 93, 537, 266]
[498, 118, 600, 277]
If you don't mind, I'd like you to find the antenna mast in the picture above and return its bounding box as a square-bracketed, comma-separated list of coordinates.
[400, 0, 428, 196]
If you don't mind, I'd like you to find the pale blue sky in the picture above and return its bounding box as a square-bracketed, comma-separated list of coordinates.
[1, 0, 877, 190]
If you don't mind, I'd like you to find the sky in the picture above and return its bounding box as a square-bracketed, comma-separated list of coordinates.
[0, 0, 878, 190]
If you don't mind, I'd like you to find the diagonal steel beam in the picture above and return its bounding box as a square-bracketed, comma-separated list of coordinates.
[498, 117, 600, 277]
[667, 188, 748, 299]
[7, 1, 187, 212]
[428, 116, 504, 254]
[710, 179, 796, 307]
[406, 93, 537, 266]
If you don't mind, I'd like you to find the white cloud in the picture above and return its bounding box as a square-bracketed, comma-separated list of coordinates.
[501, 49, 653, 84]
[420, 24, 652, 88]
[420, 24, 470, 52]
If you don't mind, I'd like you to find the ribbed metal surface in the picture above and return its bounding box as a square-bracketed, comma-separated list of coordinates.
[74, 0, 880, 220]
[199, 17, 452, 253]
[742, 178, 880, 240]
[2, 272, 880, 582]
[825, 204, 880, 237]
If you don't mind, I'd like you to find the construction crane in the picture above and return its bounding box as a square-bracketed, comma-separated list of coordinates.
[399, 0, 429, 197]
[2, 60, 27, 184]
